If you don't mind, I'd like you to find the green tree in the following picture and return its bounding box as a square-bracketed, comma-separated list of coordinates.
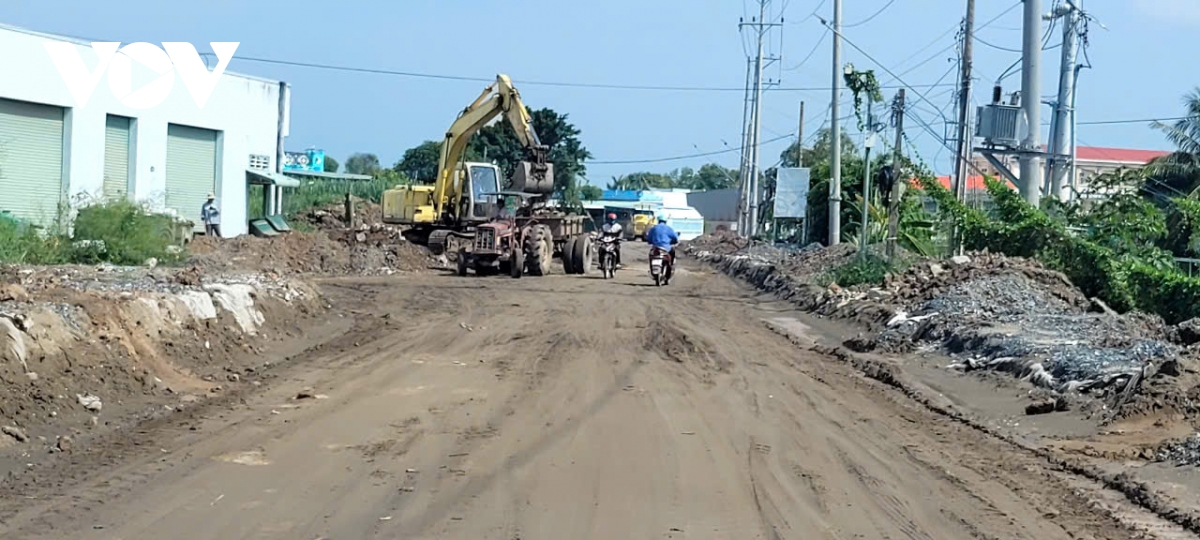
[323, 155, 340, 173]
[692, 163, 738, 190]
[607, 172, 672, 191]
[395, 141, 443, 183]
[580, 184, 604, 200]
[469, 108, 592, 204]
[1150, 88, 1200, 194]
[345, 153, 381, 176]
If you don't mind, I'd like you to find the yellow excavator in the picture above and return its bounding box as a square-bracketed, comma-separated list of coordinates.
[384, 74, 554, 253]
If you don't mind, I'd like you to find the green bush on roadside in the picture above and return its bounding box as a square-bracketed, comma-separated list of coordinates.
[0, 200, 188, 266]
[825, 254, 900, 288]
[920, 175, 1200, 324]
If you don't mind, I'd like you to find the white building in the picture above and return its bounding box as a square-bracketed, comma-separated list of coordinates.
[0, 23, 293, 237]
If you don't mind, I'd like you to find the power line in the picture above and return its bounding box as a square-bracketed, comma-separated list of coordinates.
[975, 34, 1021, 53]
[879, 1, 1021, 88]
[844, 0, 898, 28]
[1078, 116, 1195, 126]
[208, 53, 953, 93]
[784, 28, 829, 71]
[589, 133, 795, 165]
[788, 0, 829, 25]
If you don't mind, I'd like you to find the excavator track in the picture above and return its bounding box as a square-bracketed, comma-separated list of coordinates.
[428, 229, 474, 256]
[428, 229, 454, 256]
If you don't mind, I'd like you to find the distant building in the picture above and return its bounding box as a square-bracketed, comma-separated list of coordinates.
[0, 24, 292, 236]
[686, 188, 739, 234]
[970, 146, 1170, 198]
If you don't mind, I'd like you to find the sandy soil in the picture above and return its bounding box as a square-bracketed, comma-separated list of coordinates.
[0, 248, 1189, 539]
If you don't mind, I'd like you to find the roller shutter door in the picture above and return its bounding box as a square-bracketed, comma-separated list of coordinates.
[165, 124, 217, 231]
[0, 98, 64, 225]
[103, 115, 131, 200]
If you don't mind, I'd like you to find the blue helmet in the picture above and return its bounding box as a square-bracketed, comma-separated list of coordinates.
[657, 215, 668, 224]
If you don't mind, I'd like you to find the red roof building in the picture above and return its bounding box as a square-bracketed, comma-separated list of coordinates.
[966, 146, 1171, 197]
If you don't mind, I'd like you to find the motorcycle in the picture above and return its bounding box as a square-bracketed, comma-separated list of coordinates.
[649, 246, 673, 286]
[597, 236, 619, 279]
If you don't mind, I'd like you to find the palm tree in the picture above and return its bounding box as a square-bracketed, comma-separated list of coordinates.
[1150, 88, 1200, 195]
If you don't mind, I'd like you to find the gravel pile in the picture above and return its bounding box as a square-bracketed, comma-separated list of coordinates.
[1156, 434, 1200, 466]
[689, 242, 1179, 396]
[880, 262, 1175, 392]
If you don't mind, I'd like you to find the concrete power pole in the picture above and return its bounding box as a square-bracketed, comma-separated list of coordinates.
[1019, 0, 1043, 205]
[797, 101, 805, 167]
[886, 89, 905, 260]
[953, 0, 975, 206]
[828, 0, 843, 246]
[748, 0, 767, 237]
[737, 58, 753, 235]
[738, 0, 780, 238]
[1048, 1, 1081, 201]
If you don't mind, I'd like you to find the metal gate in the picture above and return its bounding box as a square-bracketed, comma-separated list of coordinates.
[165, 124, 218, 231]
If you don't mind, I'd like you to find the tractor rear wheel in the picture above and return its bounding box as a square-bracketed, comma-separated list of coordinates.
[456, 248, 469, 277]
[524, 225, 553, 276]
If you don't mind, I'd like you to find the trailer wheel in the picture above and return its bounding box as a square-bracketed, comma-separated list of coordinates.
[562, 236, 579, 274]
[572, 235, 592, 275]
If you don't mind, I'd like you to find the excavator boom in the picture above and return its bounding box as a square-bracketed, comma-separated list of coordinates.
[430, 75, 552, 221]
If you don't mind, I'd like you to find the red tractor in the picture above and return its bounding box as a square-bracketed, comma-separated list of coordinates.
[456, 192, 591, 278]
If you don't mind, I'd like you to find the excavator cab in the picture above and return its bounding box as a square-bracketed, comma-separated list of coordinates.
[465, 163, 502, 221]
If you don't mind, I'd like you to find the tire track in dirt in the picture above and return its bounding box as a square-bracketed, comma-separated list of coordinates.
[0, 252, 1189, 539]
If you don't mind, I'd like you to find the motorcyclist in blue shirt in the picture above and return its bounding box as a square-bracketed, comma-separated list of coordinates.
[645, 216, 679, 274]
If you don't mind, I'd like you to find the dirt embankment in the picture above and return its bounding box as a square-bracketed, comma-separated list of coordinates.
[0, 199, 443, 470]
[0, 263, 325, 468]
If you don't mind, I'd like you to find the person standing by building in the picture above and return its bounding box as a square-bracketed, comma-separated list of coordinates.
[201, 194, 221, 238]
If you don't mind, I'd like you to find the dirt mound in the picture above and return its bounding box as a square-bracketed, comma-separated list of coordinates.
[642, 308, 730, 373]
[295, 197, 384, 231]
[188, 227, 437, 276]
[686, 230, 750, 255]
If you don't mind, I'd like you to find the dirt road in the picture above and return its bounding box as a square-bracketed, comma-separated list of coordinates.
[0, 251, 1170, 539]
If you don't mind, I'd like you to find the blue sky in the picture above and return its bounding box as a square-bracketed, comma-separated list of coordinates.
[3, 0, 1197, 184]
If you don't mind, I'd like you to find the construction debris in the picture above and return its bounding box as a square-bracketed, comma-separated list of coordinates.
[686, 237, 1181, 417]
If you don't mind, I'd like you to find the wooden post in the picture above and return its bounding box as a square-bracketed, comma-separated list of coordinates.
[886, 89, 906, 260]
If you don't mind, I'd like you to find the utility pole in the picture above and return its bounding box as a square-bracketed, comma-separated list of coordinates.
[737, 58, 753, 235]
[748, 0, 767, 238]
[1019, 0, 1043, 205]
[860, 100, 874, 258]
[829, 0, 843, 246]
[886, 89, 905, 260]
[739, 0, 781, 238]
[797, 101, 805, 167]
[1048, 1, 1081, 201]
[953, 0, 975, 206]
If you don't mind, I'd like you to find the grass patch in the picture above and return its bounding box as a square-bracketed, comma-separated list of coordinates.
[0, 200, 188, 266]
[249, 174, 408, 220]
[824, 254, 901, 287]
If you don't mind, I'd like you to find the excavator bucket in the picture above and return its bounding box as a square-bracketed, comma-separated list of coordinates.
[510, 161, 554, 195]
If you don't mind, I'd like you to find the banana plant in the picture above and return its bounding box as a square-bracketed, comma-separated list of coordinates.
[843, 195, 936, 256]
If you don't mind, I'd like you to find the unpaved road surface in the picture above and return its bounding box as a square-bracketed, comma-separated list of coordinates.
[0, 252, 1164, 539]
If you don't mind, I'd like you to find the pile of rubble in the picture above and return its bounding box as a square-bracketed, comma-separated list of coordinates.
[877, 255, 1176, 396]
[685, 237, 1188, 415]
